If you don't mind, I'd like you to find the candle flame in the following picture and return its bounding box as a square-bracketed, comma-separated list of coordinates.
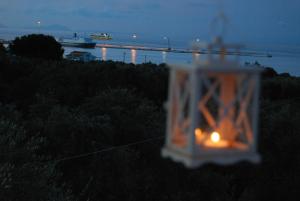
[195, 128, 205, 143]
[195, 128, 202, 137]
[211, 132, 220, 143]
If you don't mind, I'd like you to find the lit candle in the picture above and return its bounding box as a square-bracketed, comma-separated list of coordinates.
[204, 131, 229, 148]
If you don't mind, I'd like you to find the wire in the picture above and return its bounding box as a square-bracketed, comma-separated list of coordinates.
[1, 97, 299, 160]
[50, 136, 164, 164]
[1, 96, 299, 164]
[0, 136, 164, 166]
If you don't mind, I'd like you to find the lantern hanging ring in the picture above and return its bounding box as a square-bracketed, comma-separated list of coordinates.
[210, 11, 229, 41]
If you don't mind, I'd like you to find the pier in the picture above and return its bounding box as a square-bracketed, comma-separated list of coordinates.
[96, 43, 272, 57]
[96, 43, 272, 64]
[1, 38, 272, 64]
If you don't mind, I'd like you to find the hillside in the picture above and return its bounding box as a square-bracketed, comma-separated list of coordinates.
[0, 52, 299, 201]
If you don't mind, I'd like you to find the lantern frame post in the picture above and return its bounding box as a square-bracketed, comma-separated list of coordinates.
[251, 73, 261, 152]
[187, 69, 198, 155]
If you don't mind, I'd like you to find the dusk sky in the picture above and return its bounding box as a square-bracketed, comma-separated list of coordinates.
[1, 0, 300, 45]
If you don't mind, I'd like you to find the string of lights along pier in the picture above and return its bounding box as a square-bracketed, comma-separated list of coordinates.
[96, 43, 271, 64]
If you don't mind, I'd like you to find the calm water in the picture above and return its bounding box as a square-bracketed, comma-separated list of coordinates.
[1, 28, 300, 76]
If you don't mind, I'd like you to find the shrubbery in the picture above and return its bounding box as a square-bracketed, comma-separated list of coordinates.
[0, 43, 6, 62]
[0, 54, 299, 201]
[0, 42, 5, 54]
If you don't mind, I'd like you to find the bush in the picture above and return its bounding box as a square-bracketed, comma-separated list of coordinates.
[0, 42, 6, 54]
[0, 42, 6, 61]
[262, 67, 278, 78]
[0, 103, 74, 201]
[9, 34, 64, 60]
[0, 56, 299, 200]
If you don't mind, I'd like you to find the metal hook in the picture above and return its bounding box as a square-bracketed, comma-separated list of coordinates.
[210, 11, 229, 40]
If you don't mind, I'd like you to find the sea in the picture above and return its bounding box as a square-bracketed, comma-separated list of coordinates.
[1, 27, 300, 77]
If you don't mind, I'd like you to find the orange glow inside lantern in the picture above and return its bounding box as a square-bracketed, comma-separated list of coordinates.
[203, 131, 229, 148]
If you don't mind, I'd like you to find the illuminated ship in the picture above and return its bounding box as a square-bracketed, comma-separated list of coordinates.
[90, 33, 112, 40]
[57, 36, 96, 48]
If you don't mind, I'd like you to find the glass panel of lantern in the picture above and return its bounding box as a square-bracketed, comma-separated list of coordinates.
[161, 46, 262, 168]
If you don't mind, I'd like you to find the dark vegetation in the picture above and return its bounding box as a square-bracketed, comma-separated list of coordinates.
[0, 42, 6, 61]
[0, 39, 300, 201]
[9, 34, 64, 60]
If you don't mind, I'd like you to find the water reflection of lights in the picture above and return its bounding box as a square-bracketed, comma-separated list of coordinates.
[162, 51, 167, 63]
[101, 47, 107, 61]
[131, 49, 136, 64]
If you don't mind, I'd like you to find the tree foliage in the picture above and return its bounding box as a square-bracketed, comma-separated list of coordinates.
[0, 54, 299, 201]
[0, 42, 7, 62]
[9, 34, 64, 60]
[0, 42, 6, 55]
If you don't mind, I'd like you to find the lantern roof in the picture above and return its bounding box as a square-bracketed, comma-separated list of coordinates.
[169, 37, 262, 73]
[168, 62, 263, 73]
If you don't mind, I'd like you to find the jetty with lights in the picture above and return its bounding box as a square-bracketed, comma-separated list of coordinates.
[96, 43, 272, 57]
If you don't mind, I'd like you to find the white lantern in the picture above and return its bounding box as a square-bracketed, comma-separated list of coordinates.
[161, 39, 262, 168]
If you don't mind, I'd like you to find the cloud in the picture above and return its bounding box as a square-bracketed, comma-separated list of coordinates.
[185, 1, 216, 8]
[0, 23, 7, 28]
[20, 0, 162, 20]
[43, 24, 71, 31]
[278, 20, 287, 27]
[69, 8, 130, 19]
[1, 0, 300, 44]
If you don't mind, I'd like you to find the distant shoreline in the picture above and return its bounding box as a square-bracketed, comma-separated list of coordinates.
[1, 30, 300, 76]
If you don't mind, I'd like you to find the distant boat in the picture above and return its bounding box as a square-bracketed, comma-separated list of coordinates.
[66, 51, 97, 62]
[57, 34, 96, 48]
[90, 33, 112, 40]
